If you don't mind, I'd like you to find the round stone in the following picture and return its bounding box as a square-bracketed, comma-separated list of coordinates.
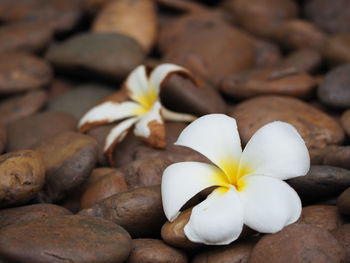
[332, 224, 350, 261]
[0, 52, 52, 95]
[126, 238, 188, 263]
[6, 111, 77, 152]
[278, 48, 322, 73]
[230, 96, 345, 149]
[341, 109, 350, 137]
[45, 33, 145, 80]
[323, 146, 350, 170]
[337, 187, 350, 217]
[318, 63, 350, 108]
[321, 34, 350, 65]
[0, 203, 72, 229]
[0, 90, 48, 126]
[249, 223, 346, 263]
[35, 131, 98, 202]
[0, 215, 132, 263]
[0, 150, 45, 208]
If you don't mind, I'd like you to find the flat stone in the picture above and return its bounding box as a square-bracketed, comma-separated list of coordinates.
[318, 63, 350, 108]
[287, 165, 350, 203]
[332, 224, 350, 262]
[278, 48, 322, 73]
[0, 52, 52, 95]
[297, 205, 343, 232]
[322, 34, 350, 65]
[6, 111, 77, 152]
[46, 33, 145, 80]
[221, 69, 316, 99]
[79, 185, 166, 238]
[0, 0, 82, 32]
[249, 223, 346, 263]
[230, 96, 345, 149]
[0, 203, 71, 229]
[192, 241, 255, 263]
[36, 131, 98, 202]
[47, 83, 114, 119]
[120, 158, 171, 189]
[0, 215, 132, 263]
[323, 146, 350, 170]
[159, 12, 255, 86]
[337, 187, 350, 217]
[0, 126, 5, 154]
[0, 21, 53, 53]
[126, 238, 188, 263]
[341, 109, 350, 137]
[251, 38, 282, 68]
[303, 0, 350, 34]
[0, 150, 45, 208]
[80, 170, 127, 209]
[161, 75, 227, 116]
[0, 90, 48, 126]
[92, 0, 157, 53]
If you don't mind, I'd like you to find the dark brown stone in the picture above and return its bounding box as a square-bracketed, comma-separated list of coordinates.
[80, 170, 127, 209]
[341, 109, 350, 137]
[192, 241, 255, 263]
[323, 146, 350, 170]
[0, 0, 82, 32]
[159, 13, 255, 86]
[0, 126, 5, 154]
[79, 185, 166, 238]
[249, 224, 346, 263]
[46, 33, 145, 80]
[0, 90, 48, 126]
[297, 205, 343, 232]
[0, 21, 53, 53]
[278, 48, 322, 73]
[120, 158, 171, 189]
[230, 96, 345, 149]
[0, 203, 71, 229]
[318, 63, 350, 108]
[322, 34, 350, 65]
[0, 215, 132, 263]
[288, 165, 350, 203]
[6, 111, 77, 152]
[126, 238, 188, 263]
[0, 52, 52, 95]
[251, 38, 282, 69]
[309, 145, 338, 165]
[161, 75, 227, 116]
[221, 69, 316, 99]
[36, 131, 98, 202]
[332, 224, 350, 262]
[48, 78, 73, 100]
[272, 19, 327, 50]
[0, 150, 45, 208]
[338, 187, 350, 217]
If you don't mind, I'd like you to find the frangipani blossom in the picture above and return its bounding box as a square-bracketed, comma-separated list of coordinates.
[78, 63, 200, 165]
[161, 114, 310, 245]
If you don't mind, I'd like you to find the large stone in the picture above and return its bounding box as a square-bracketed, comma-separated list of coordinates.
[6, 111, 77, 152]
[79, 185, 166, 238]
[0, 150, 45, 208]
[0, 52, 52, 95]
[47, 84, 114, 119]
[0, 90, 48, 126]
[338, 187, 350, 217]
[323, 146, 350, 170]
[332, 224, 350, 262]
[0, 203, 71, 229]
[0, 215, 131, 263]
[126, 238, 188, 263]
[36, 131, 98, 202]
[46, 33, 145, 80]
[230, 96, 345, 149]
[288, 165, 350, 203]
[278, 48, 322, 73]
[92, 0, 157, 53]
[318, 63, 350, 108]
[341, 109, 350, 137]
[249, 223, 346, 263]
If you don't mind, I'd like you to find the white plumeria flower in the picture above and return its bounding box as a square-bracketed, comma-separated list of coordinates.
[78, 63, 199, 165]
[161, 114, 310, 245]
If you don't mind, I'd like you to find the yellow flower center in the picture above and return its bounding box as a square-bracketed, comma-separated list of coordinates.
[136, 84, 157, 112]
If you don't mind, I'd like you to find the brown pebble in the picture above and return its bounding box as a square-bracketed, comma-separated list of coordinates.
[337, 187, 350, 217]
[322, 34, 350, 65]
[332, 224, 350, 262]
[323, 146, 350, 170]
[0, 150, 45, 208]
[0, 126, 5, 154]
[341, 109, 350, 137]
[126, 238, 188, 263]
[278, 48, 322, 73]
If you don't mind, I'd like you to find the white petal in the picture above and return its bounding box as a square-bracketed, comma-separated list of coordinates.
[184, 187, 244, 245]
[239, 174, 302, 233]
[78, 101, 142, 132]
[238, 121, 310, 180]
[162, 106, 197, 122]
[161, 162, 229, 222]
[149, 63, 192, 95]
[175, 114, 242, 181]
